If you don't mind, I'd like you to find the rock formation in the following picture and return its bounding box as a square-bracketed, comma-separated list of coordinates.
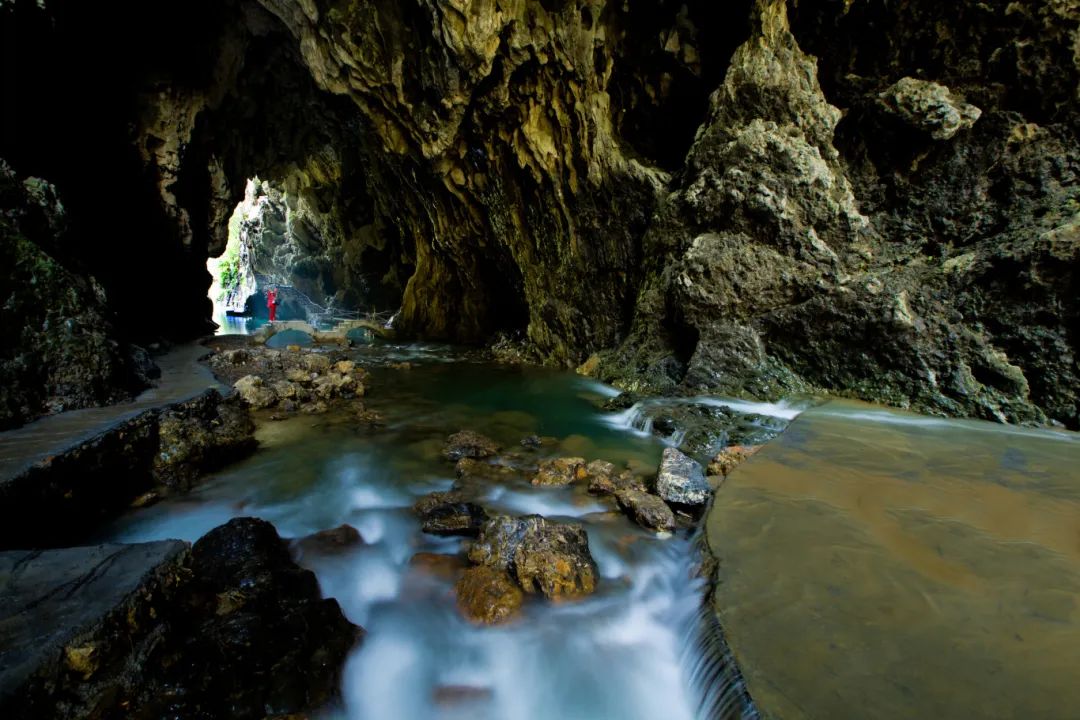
[1, 0, 1076, 427]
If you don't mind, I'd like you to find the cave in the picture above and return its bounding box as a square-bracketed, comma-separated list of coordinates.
[3, 1, 1080, 719]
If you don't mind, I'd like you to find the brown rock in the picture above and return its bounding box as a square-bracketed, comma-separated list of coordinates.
[615, 490, 676, 533]
[455, 566, 524, 625]
[443, 431, 500, 461]
[707, 444, 763, 478]
[469, 515, 598, 601]
[530, 457, 587, 486]
[291, 524, 364, 556]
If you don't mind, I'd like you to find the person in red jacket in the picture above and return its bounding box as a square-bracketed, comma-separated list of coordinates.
[266, 287, 279, 322]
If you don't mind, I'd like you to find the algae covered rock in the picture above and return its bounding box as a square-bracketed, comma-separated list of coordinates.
[443, 431, 500, 462]
[455, 566, 524, 626]
[469, 515, 598, 601]
[530, 457, 587, 487]
[616, 490, 676, 533]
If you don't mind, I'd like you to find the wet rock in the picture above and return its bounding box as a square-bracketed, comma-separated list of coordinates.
[520, 435, 543, 449]
[422, 503, 489, 537]
[301, 354, 333, 374]
[443, 431, 500, 462]
[616, 490, 676, 533]
[587, 464, 648, 497]
[878, 77, 982, 141]
[169, 518, 361, 718]
[234, 374, 279, 409]
[469, 515, 598, 601]
[153, 389, 257, 490]
[312, 372, 359, 400]
[530, 457, 587, 486]
[453, 458, 521, 492]
[291, 524, 364, 557]
[285, 368, 312, 385]
[273, 380, 304, 400]
[334, 360, 356, 374]
[512, 520, 598, 600]
[455, 566, 524, 625]
[708, 445, 764, 479]
[655, 448, 711, 506]
[0, 518, 360, 719]
[600, 392, 642, 411]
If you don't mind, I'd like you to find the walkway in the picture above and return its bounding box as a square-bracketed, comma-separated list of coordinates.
[0, 343, 224, 483]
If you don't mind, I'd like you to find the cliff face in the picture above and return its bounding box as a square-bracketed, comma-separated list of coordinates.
[1, 0, 1076, 427]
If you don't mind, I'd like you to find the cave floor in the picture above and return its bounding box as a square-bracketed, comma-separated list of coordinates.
[0, 343, 223, 484]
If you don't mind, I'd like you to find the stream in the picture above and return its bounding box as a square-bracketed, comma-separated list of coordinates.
[97, 341, 1080, 719]
[100, 343, 763, 720]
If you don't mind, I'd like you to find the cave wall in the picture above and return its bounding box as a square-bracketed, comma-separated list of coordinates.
[253, 0, 751, 354]
[599, 0, 1079, 428]
[2, 0, 1077, 428]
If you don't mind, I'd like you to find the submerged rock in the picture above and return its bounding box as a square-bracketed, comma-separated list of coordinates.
[469, 515, 598, 601]
[413, 491, 489, 537]
[708, 445, 763, 479]
[455, 566, 524, 625]
[443, 431, 500, 462]
[655, 448, 711, 507]
[290, 524, 364, 557]
[530, 457, 587, 487]
[616, 490, 676, 533]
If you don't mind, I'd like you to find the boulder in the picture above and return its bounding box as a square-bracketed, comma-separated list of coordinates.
[234, 374, 279, 409]
[0, 518, 360, 719]
[443, 431, 500, 462]
[469, 515, 598, 601]
[530, 457, 587, 486]
[153, 389, 257, 490]
[413, 492, 489, 537]
[655, 448, 711, 506]
[616, 490, 676, 533]
[877, 77, 982, 141]
[301, 354, 333, 373]
[455, 566, 524, 625]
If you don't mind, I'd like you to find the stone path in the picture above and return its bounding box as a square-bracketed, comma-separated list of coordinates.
[0, 343, 223, 483]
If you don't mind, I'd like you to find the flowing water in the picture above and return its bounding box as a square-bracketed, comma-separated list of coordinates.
[98, 342, 1080, 719]
[101, 344, 764, 720]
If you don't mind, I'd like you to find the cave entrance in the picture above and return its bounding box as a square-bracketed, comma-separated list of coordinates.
[207, 176, 398, 337]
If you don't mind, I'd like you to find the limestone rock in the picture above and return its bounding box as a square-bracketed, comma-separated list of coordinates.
[469, 515, 598, 601]
[616, 490, 676, 533]
[153, 389, 257, 490]
[455, 566, 524, 626]
[0, 518, 360, 719]
[234, 374, 279, 409]
[708, 445, 763, 478]
[878, 77, 982, 140]
[530, 457, 587, 487]
[414, 490, 488, 537]
[443, 431, 500, 462]
[655, 448, 711, 506]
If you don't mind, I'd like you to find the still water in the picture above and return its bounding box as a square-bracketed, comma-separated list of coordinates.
[103, 345, 761, 719]
[708, 400, 1080, 720]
